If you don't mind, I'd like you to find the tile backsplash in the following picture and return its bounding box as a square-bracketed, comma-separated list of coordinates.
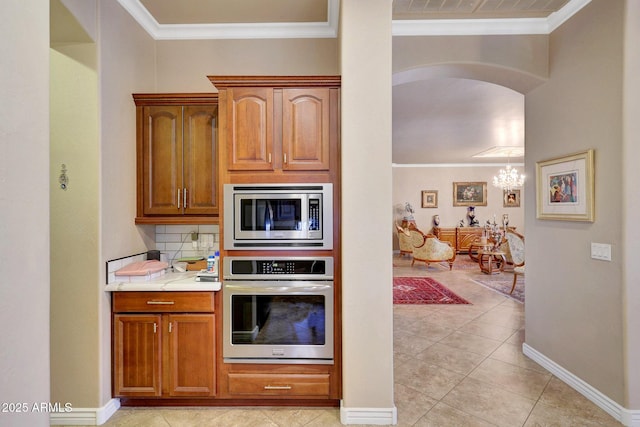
[154, 224, 220, 265]
[105, 224, 220, 284]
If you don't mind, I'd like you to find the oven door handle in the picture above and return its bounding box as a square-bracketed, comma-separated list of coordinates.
[224, 282, 332, 293]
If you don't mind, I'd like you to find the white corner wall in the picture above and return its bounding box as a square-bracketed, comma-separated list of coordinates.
[0, 1, 51, 426]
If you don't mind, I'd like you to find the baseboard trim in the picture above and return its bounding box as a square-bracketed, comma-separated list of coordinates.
[523, 343, 640, 427]
[340, 403, 398, 425]
[50, 398, 120, 426]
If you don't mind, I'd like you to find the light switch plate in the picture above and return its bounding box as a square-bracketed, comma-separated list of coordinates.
[591, 243, 612, 261]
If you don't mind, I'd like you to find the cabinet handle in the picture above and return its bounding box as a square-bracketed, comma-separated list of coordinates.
[264, 385, 292, 390]
[177, 189, 181, 209]
[283, 153, 287, 164]
[146, 301, 175, 305]
[183, 187, 187, 208]
[153, 323, 157, 333]
[168, 322, 172, 333]
[268, 153, 272, 163]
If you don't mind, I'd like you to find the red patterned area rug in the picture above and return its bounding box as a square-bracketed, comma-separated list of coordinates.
[393, 277, 470, 305]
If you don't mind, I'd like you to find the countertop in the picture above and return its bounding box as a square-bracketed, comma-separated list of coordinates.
[105, 271, 221, 292]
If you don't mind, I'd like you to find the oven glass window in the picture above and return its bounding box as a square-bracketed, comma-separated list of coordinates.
[240, 199, 302, 231]
[231, 295, 325, 345]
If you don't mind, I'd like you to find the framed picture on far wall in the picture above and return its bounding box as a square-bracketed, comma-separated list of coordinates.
[421, 190, 438, 208]
[503, 189, 521, 207]
[536, 149, 595, 221]
[453, 182, 487, 206]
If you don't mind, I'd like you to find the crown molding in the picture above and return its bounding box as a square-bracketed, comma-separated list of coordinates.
[118, 0, 590, 40]
[116, 0, 338, 40]
[392, 0, 591, 36]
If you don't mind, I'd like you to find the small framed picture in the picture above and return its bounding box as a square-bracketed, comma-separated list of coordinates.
[421, 190, 438, 208]
[503, 189, 521, 207]
[453, 182, 487, 206]
[536, 149, 594, 221]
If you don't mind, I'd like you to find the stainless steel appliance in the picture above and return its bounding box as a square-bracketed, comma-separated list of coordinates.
[223, 183, 333, 250]
[223, 256, 334, 364]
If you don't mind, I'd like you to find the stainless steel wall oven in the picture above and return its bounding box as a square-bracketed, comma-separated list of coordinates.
[223, 256, 334, 364]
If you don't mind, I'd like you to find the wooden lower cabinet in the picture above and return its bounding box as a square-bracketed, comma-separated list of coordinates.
[227, 373, 330, 397]
[220, 364, 337, 399]
[112, 292, 216, 398]
[113, 314, 162, 397]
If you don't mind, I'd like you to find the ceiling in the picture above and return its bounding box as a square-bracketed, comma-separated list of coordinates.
[114, 0, 591, 165]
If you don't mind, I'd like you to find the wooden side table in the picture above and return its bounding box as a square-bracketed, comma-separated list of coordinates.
[479, 251, 506, 274]
[469, 242, 492, 262]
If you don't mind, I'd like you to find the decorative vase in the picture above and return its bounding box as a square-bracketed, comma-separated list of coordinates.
[433, 214, 440, 227]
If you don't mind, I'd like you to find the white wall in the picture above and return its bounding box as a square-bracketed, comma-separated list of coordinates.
[0, 1, 50, 426]
[340, 0, 396, 423]
[97, 0, 157, 405]
[622, 0, 640, 410]
[50, 44, 100, 406]
[525, 0, 626, 404]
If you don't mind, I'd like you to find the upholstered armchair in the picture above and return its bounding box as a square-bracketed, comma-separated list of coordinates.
[396, 224, 427, 257]
[411, 234, 456, 270]
[499, 230, 525, 294]
[499, 229, 525, 267]
[396, 224, 413, 257]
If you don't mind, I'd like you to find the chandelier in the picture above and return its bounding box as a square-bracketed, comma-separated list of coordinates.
[492, 164, 525, 192]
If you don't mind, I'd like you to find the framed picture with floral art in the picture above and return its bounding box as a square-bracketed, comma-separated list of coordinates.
[453, 182, 487, 207]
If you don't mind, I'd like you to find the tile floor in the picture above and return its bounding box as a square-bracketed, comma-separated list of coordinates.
[60, 255, 621, 426]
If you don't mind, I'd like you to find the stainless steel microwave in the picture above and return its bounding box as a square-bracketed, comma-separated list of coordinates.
[223, 183, 333, 250]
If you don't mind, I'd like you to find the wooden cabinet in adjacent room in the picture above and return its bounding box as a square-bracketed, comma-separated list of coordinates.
[209, 76, 339, 178]
[133, 94, 218, 224]
[112, 292, 216, 398]
[432, 227, 484, 254]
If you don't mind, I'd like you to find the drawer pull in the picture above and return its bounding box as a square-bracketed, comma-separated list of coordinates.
[264, 385, 292, 390]
[146, 301, 175, 305]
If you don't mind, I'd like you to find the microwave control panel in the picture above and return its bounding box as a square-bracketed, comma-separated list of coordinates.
[309, 199, 320, 231]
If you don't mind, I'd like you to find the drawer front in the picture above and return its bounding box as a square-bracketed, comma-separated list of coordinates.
[113, 292, 215, 313]
[227, 373, 330, 397]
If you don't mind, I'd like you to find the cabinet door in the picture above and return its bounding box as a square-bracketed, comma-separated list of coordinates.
[167, 314, 216, 397]
[226, 87, 274, 171]
[142, 106, 183, 215]
[282, 88, 330, 171]
[113, 314, 162, 397]
[433, 227, 457, 251]
[457, 228, 483, 253]
[183, 105, 218, 215]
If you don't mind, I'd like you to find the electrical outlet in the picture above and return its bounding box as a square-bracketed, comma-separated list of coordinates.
[191, 232, 198, 241]
[591, 243, 612, 261]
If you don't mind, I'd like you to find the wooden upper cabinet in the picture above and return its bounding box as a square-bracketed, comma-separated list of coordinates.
[282, 88, 330, 171]
[134, 94, 218, 224]
[226, 87, 274, 171]
[210, 76, 340, 176]
[183, 106, 217, 215]
[142, 106, 183, 215]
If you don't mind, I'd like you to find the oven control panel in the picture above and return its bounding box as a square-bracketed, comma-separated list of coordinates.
[223, 256, 334, 280]
[257, 260, 296, 274]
